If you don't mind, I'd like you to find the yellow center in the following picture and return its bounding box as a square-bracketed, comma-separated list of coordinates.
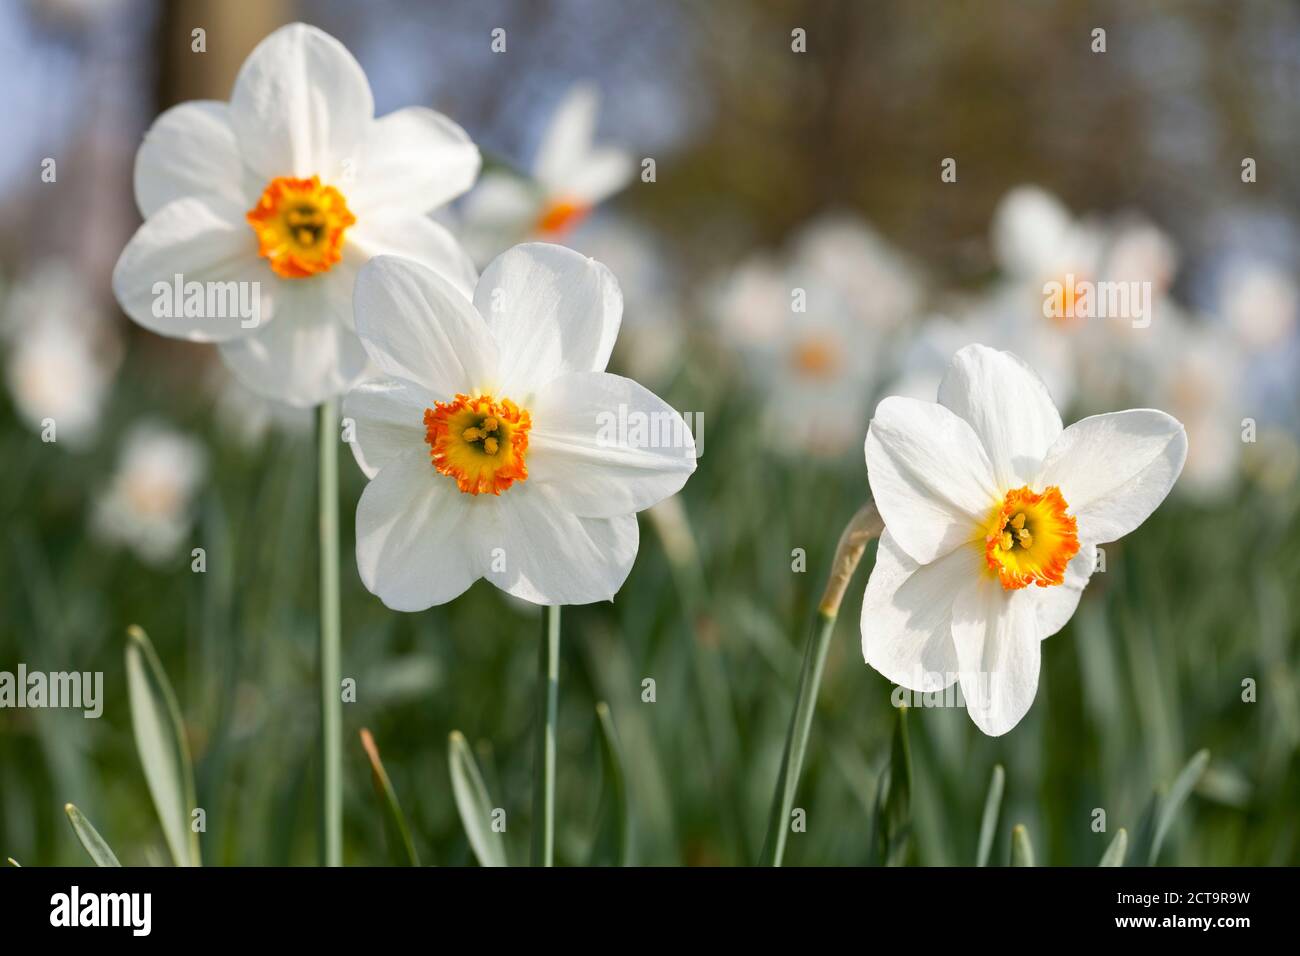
[1047, 273, 1088, 326]
[535, 197, 590, 236]
[982, 486, 1080, 589]
[424, 394, 531, 495]
[246, 175, 355, 279]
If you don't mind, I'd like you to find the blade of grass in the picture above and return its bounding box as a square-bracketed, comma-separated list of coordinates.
[1010, 823, 1035, 866]
[450, 730, 508, 867]
[1099, 827, 1128, 866]
[761, 502, 883, 866]
[878, 705, 913, 866]
[1148, 749, 1210, 864]
[126, 625, 200, 866]
[595, 701, 632, 866]
[64, 803, 121, 867]
[359, 729, 419, 866]
[976, 764, 1005, 867]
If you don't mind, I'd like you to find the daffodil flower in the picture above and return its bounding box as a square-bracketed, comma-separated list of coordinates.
[461, 83, 634, 261]
[344, 244, 696, 610]
[862, 344, 1187, 736]
[112, 23, 480, 407]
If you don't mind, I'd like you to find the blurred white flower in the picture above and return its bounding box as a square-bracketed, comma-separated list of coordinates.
[862, 344, 1185, 735]
[1218, 260, 1297, 352]
[460, 83, 634, 263]
[93, 421, 207, 565]
[112, 23, 480, 407]
[567, 215, 683, 384]
[212, 371, 313, 450]
[2, 261, 121, 447]
[344, 245, 695, 610]
[710, 213, 923, 456]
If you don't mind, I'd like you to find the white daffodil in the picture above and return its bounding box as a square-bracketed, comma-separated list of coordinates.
[344, 244, 696, 610]
[861, 344, 1186, 736]
[111, 22, 480, 407]
[460, 83, 634, 262]
[92, 421, 207, 565]
[2, 261, 121, 447]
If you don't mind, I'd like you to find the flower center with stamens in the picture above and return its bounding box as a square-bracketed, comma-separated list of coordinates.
[535, 197, 589, 236]
[790, 337, 840, 379]
[247, 176, 355, 279]
[424, 394, 531, 495]
[982, 485, 1079, 589]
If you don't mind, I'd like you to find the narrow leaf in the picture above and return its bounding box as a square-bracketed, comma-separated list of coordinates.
[880, 705, 913, 866]
[976, 764, 1004, 867]
[64, 803, 121, 867]
[359, 729, 420, 866]
[595, 702, 633, 866]
[1148, 749, 1210, 865]
[1099, 827, 1128, 867]
[1010, 824, 1035, 866]
[448, 731, 508, 867]
[125, 625, 200, 866]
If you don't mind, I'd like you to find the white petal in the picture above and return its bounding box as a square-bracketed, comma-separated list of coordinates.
[474, 243, 621, 398]
[865, 396, 1000, 564]
[355, 451, 479, 611]
[860, 532, 971, 692]
[352, 255, 497, 396]
[564, 147, 635, 205]
[951, 578, 1042, 736]
[348, 107, 480, 215]
[343, 377, 438, 479]
[112, 197, 268, 342]
[229, 23, 374, 181]
[479, 486, 639, 604]
[527, 371, 696, 518]
[534, 83, 598, 191]
[1037, 409, 1187, 544]
[133, 101, 254, 218]
[218, 267, 367, 406]
[938, 344, 1062, 490]
[1028, 538, 1097, 639]
[347, 215, 478, 299]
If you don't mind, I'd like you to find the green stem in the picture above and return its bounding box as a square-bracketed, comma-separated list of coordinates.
[532, 604, 561, 866]
[319, 398, 342, 867]
[760, 502, 882, 867]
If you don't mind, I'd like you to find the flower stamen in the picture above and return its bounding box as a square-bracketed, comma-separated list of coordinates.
[983, 486, 1079, 589]
[247, 175, 355, 279]
[424, 394, 531, 495]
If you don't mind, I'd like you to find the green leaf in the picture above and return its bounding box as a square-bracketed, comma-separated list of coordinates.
[594, 702, 633, 866]
[874, 705, 913, 866]
[1148, 749, 1210, 865]
[976, 764, 1004, 867]
[64, 803, 121, 867]
[448, 731, 508, 867]
[1099, 827, 1128, 867]
[359, 729, 420, 866]
[1010, 824, 1035, 866]
[125, 625, 200, 867]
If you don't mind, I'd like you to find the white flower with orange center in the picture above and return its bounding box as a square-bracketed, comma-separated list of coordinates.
[111, 23, 480, 407]
[460, 83, 634, 262]
[344, 244, 696, 610]
[861, 344, 1186, 736]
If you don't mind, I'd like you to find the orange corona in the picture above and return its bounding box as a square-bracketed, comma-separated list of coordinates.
[535, 197, 589, 236]
[246, 175, 355, 279]
[983, 485, 1080, 589]
[424, 394, 531, 495]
